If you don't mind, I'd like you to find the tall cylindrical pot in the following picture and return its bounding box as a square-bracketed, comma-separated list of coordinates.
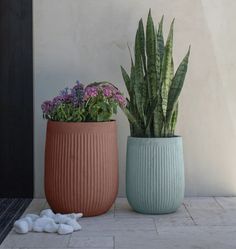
[126, 136, 184, 214]
[45, 120, 118, 217]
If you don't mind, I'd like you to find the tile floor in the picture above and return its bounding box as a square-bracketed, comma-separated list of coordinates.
[1, 197, 236, 249]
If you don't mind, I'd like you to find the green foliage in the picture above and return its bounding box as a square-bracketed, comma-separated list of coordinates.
[121, 10, 190, 137]
[85, 94, 118, 122]
[52, 103, 85, 122]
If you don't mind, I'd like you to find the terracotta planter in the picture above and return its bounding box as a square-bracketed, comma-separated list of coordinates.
[44, 120, 118, 217]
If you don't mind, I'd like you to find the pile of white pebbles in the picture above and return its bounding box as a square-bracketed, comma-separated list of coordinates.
[14, 209, 83, 235]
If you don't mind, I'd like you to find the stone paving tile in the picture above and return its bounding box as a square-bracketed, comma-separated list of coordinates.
[215, 197, 236, 209]
[0, 232, 70, 248]
[115, 198, 195, 226]
[183, 197, 222, 209]
[114, 230, 159, 249]
[187, 208, 236, 226]
[82, 205, 115, 220]
[154, 205, 194, 226]
[155, 226, 236, 249]
[69, 236, 114, 248]
[79, 217, 156, 232]
[71, 229, 157, 238]
[71, 231, 158, 249]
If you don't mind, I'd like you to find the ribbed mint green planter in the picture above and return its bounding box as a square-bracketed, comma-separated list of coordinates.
[126, 136, 184, 214]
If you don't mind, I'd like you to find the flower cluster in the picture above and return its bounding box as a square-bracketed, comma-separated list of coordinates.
[84, 83, 127, 107]
[41, 81, 126, 122]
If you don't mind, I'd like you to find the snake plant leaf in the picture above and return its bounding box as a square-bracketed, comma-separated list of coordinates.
[121, 66, 132, 97]
[166, 47, 190, 124]
[131, 65, 146, 133]
[152, 16, 165, 137]
[134, 26, 146, 123]
[145, 95, 159, 129]
[127, 43, 134, 67]
[161, 19, 174, 118]
[123, 107, 142, 132]
[146, 9, 157, 100]
[171, 57, 174, 79]
[123, 107, 136, 123]
[153, 96, 164, 136]
[169, 102, 178, 136]
[156, 15, 164, 85]
[138, 19, 147, 74]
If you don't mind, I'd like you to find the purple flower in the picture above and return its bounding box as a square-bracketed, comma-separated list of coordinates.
[52, 95, 64, 107]
[114, 94, 127, 107]
[60, 87, 69, 97]
[72, 81, 84, 106]
[41, 100, 53, 115]
[102, 86, 113, 97]
[73, 81, 84, 91]
[84, 86, 98, 100]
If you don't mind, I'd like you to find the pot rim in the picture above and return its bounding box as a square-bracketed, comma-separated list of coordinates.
[46, 119, 117, 132]
[127, 135, 182, 144]
[47, 120, 116, 125]
[128, 135, 182, 139]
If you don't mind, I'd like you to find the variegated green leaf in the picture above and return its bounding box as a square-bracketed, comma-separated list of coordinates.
[138, 19, 146, 74]
[153, 16, 165, 137]
[170, 57, 174, 79]
[146, 9, 157, 100]
[161, 19, 174, 118]
[156, 15, 164, 86]
[127, 43, 134, 66]
[134, 26, 146, 123]
[153, 97, 164, 137]
[123, 107, 143, 135]
[145, 95, 159, 129]
[121, 66, 131, 97]
[169, 102, 178, 136]
[166, 47, 190, 125]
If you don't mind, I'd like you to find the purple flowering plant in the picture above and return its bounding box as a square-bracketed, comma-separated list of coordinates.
[41, 81, 127, 122]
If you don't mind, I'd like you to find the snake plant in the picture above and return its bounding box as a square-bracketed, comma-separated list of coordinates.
[121, 10, 190, 137]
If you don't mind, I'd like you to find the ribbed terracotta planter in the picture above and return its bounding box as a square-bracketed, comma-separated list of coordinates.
[126, 136, 184, 214]
[44, 120, 118, 217]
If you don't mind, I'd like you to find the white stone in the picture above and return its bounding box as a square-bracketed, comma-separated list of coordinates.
[24, 217, 34, 230]
[14, 216, 34, 233]
[54, 213, 71, 224]
[25, 213, 40, 221]
[57, 224, 74, 235]
[33, 217, 55, 232]
[66, 218, 82, 231]
[67, 213, 83, 220]
[40, 208, 55, 218]
[13, 209, 82, 235]
[44, 222, 59, 233]
[14, 219, 30, 234]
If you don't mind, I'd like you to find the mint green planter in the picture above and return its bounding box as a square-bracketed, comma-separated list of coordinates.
[126, 136, 184, 214]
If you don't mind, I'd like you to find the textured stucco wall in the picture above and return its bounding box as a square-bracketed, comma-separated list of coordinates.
[34, 0, 236, 197]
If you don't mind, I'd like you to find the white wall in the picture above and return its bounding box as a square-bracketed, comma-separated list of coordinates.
[34, 0, 236, 197]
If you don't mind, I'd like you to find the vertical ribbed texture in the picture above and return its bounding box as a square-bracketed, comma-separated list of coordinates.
[126, 137, 184, 214]
[44, 121, 118, 217]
